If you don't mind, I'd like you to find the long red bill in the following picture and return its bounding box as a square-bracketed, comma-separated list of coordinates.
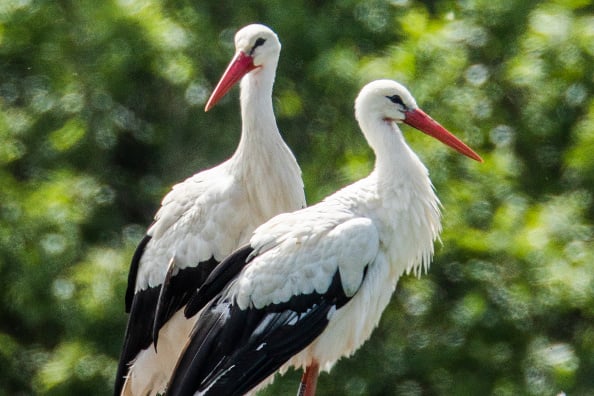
[404, 108, 483, 162]
[204, 51, 257, 112]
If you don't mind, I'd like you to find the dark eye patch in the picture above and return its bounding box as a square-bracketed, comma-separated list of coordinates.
[386, 95, 405, 107]
[249, 38, 267, 55]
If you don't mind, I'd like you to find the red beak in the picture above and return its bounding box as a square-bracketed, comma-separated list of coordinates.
[404, 108, 483, 162]
[205, 51, 257, 112]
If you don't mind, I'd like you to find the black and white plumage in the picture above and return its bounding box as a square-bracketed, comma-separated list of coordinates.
[114, 24, 306, 396]
[165, 80, 482, 396]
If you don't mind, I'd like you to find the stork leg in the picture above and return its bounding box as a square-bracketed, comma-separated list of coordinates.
[297, 361, 319, 396]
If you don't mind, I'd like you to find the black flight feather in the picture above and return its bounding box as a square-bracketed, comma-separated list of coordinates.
[125, 234, 151, 313]
[116, 250, 219, 395]
[166, 269, 358, 396]
[184, 245, 254, 318]
[153, 257, 218, 346]
[114, 284, 159, 396]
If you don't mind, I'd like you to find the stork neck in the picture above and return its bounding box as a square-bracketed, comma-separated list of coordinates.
[241, 66, 277, 133]
[233, 65, 282, 159]
[360, 117, 429, 188]
[360, 117, 441, 278]
[228, 62, 305, 219]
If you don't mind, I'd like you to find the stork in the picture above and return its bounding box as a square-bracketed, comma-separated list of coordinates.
[164, 79, 482, 396]
[114, 24, 306, 396]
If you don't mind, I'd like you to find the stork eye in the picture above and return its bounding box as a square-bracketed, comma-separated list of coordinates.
[249, 38, 267, 55]
[387, 95, 405, 107]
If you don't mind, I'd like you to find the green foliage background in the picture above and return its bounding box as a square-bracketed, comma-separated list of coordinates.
[1, 0, 593, 394]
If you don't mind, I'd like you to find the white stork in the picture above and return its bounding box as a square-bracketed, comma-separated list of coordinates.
[164, 79, 482, 396]
[114, 24, 306, 396]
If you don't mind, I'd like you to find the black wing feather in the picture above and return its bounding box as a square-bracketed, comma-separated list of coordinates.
[184, 245, 254, 318]
[114, 284, 159, 396]
[125, 235, 151, 313]
[115, 245, 220, 396]
[153, 257, 218, 345]
[115, 235, 152, 395]
[167, 269, 356, 396]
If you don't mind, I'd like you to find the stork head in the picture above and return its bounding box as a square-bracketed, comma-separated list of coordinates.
[205, 24, 281, 111]
[355, 80, 483, 162]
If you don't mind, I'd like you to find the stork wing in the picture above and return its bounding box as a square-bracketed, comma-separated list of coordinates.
[152, 256, 219, 343]
[184, 245, 255, 318]
[166, 216, 380, 396]
[124, 235, 152, 313]
[115, 235, 155, 395]
[115, 169, 244, 395]
[116, 250, 219, 396]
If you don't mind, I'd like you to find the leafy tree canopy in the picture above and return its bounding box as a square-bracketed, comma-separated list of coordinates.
[0, 1, 593, 395]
